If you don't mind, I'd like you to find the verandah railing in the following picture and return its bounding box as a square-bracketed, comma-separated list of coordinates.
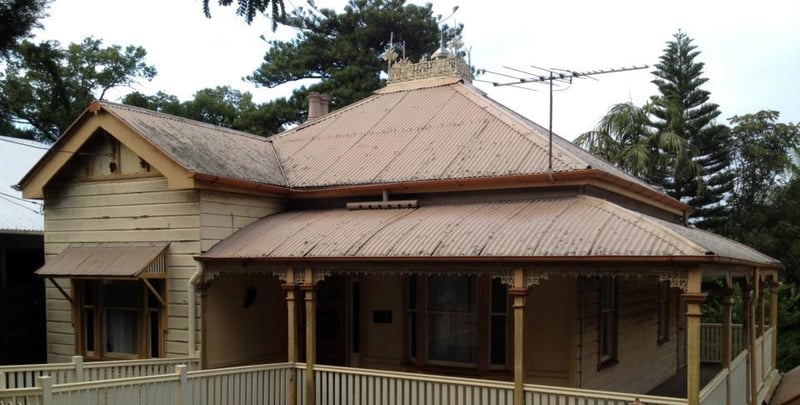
[2, 362, 687, 405]
[0, 355, 200, 389]
[699, 323, 745, 363]
[699, 327, 777, 405]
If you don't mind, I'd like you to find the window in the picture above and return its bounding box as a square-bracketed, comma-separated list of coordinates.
[657, 281, 670, 344]
[77, 280, 164, 359]
[407, 275, 507, 369]
[599, 277, 617, 367]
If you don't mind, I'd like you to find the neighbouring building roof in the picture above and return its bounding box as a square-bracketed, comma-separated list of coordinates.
[0, 136, 46, 233]
[35, 242, 169, 278]
[200, 195, 778, 267]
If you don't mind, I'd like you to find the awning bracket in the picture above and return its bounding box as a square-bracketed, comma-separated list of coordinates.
[47, 277, 73, 305]
[142, 278, 167, 307]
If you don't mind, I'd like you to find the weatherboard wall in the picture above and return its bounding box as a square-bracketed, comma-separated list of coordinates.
[42, 176, 201, 361]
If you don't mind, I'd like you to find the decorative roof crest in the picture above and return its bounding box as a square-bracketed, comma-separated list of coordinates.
[386, 31, 472, 84]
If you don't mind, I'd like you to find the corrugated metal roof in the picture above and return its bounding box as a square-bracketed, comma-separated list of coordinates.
[35, 242, 169, 278]
[268, 77, 661, 195]
[99, 102, 287, 187]
[201, 195, 779, 266]
[1, 136, 46, 233]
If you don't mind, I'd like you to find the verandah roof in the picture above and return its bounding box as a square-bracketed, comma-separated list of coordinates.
[199, 195, 777, 267]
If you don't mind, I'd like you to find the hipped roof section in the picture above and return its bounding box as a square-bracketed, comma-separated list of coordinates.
[18, 77, 686, 213]
[199, 195, 778, 268]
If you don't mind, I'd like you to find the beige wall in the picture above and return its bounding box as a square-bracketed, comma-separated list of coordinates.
[203, 274, 287, 368]
[578, 276, 679, 393]
[359, 275, 405, 370]
[43, 176, 201, 361]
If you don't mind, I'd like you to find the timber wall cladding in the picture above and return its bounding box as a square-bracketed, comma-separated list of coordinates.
[578, 276, 678, 393]
[43, 177, 201, 361]
[198, 189, 285, 360]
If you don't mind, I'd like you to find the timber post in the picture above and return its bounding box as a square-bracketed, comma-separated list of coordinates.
[721, 285, 734, 405]
[769, 278, 779, 369]
[510, 268, 529, 405]
[283, 267, 298, 405]
[302, 267, 317, 405]
[743, 274, 758, 405]
[682, 269, 706, 405]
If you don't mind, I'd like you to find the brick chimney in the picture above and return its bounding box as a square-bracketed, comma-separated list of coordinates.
[307, 92, 330, 121]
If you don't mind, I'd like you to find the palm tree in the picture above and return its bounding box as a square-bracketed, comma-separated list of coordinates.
[575, 97, 701, 186]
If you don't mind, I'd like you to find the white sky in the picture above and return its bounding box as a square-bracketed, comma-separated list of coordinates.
[37, 0, 800, 140]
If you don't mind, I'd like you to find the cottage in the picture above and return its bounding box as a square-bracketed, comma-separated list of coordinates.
[15, 51, 780, 405]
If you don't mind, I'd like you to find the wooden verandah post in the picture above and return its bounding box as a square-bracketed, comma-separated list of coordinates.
[509, 268, 529, 405]
[721, 284, 734, 405]
[302, 267, 317, 405]
[283, 267, 298, 405]
[682, 269, 707, 405]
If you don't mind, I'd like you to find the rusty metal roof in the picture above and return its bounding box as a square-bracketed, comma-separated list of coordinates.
[99, 102, 287, 187]
[200, 196, 778, 266]
[36, 242, 169, 278]
[269, 77, 661, 194]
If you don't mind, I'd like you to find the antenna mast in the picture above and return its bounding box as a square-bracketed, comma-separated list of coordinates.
[486, 65, 648, 177]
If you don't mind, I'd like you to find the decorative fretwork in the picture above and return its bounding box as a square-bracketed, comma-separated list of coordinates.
[656, 271, 689, 292]
[389, 56, 472, 84]
[525, 270, 548, 288]
[313, 270, 331, 284]
[492, 269, 515, 286]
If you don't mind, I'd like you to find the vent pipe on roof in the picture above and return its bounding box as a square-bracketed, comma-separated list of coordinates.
[307, 92, 330, 121]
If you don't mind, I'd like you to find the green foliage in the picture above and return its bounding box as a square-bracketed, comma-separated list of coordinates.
[0, 37, 156, 142]
[727, 110, 800, 212]
[246, 0, 455, 131]
[650, 31, 734, 230]
[202, 0, 286, 28]
[0, 0, 49, 57]
[122, 86, 275, 136]
[574, 98, 701, 181]
[778, 285, 800, 371]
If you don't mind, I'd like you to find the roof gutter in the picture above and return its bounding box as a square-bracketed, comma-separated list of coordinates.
[195, 254, 781, 270]
[189, 169, 690, 215]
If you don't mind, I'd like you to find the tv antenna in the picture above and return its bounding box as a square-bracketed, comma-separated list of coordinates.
[479, 64, 648, 178]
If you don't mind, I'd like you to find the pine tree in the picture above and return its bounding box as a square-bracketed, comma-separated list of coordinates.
[649, 31, 734, 230]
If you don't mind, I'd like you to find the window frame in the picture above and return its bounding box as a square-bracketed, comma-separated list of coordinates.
[74, 279, 165, 360]
[657, 280, 670, 345]
[406, 274, 509, 371]
[598, 276, 618, 369]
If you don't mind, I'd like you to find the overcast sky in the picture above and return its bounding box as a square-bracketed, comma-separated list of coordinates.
[37, 0, 800, 140]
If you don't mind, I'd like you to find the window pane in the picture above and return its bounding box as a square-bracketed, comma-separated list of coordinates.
[427, 311, 477, 363]
[84, 281, 94, 305]
[490, 315, 506, 365]
[491, 278, 507, 313]
[85, 308, 94, 352]
[409, 275, 417, 310]
[428, 276, 474, 312]
[150, 311, 160, 357]
[105, 309, 138, 354]
[103, 281, 138, 308]
[409, 312, 416, 359]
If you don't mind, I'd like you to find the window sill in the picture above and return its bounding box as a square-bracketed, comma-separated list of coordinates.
[597, 358, 618, 371]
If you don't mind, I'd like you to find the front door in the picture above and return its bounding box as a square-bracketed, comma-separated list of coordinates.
[316, 276, 347, 366]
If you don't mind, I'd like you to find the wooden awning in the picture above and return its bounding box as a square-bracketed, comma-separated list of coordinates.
[36, 242, 169, 279]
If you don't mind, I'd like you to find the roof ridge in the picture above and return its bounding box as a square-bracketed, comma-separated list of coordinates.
[99, 101, 272, 143]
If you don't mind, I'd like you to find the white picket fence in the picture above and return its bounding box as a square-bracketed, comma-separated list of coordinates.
[0, 356, 200, 389]
[2, 361, 689, 405]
